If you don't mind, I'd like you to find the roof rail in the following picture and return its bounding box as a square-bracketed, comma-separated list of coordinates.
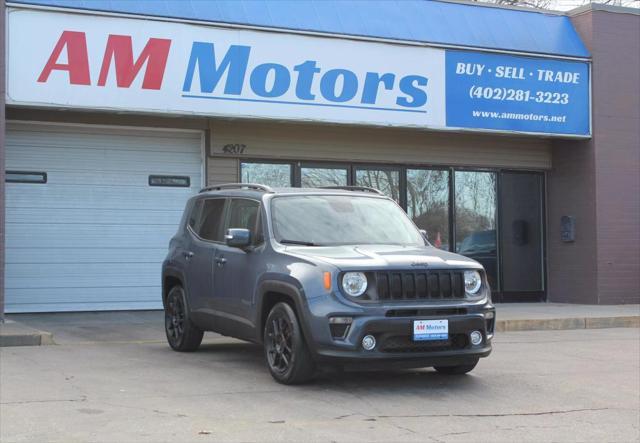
[199, 183, 274, 193]
[318, 186, 384, 195]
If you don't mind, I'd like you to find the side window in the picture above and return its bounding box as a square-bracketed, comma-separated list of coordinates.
[197, 199, 226, 242]
[227, 199, 262, 244]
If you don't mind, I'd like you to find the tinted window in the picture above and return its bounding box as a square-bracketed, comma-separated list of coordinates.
[197, 199, 226, 241]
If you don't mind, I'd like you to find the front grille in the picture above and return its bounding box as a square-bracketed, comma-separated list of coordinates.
[375, 270, 466, 301]
[379, 334, 469, 353]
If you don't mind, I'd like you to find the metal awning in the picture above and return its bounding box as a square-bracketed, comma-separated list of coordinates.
[9, 0, 590, 58]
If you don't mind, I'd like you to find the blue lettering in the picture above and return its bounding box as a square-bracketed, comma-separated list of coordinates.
[361, 72, 395, 104]
[293, 60, 321, 100]
[320, 69, 358, 103]
[182, 42, 250, 94]
[397, 75, 428, 108]
[250, 63, 290, 97]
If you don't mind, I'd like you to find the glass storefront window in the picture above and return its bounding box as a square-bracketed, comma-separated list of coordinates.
[240, 162, 292, 187]
[407, 169, 449, 250]
[454, 171, 498, 289]
[301, 166, 348, 187]
[355, 168, 400, 202]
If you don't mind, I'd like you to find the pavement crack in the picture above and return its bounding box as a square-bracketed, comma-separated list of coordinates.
[368, 407, 614, 419]
[1, 396, 87, 406]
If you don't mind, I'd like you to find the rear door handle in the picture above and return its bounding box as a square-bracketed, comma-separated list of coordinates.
[215, 257, 227, 267]
[183, 251, 194, 261]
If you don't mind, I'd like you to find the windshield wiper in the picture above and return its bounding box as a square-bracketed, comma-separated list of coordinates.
[279, 239, 319, 246]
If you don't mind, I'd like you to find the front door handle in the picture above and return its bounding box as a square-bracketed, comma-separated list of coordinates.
[215, 257, 227, 267]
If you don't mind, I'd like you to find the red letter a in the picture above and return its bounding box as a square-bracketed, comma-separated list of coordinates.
[38, 31, 91, 85]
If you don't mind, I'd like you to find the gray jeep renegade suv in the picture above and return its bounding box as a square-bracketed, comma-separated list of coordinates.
[162, 183, 495, 384]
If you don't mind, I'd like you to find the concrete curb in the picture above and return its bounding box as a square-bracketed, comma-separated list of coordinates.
[496, 316, 640, 332]
[0, 320, 55, 347]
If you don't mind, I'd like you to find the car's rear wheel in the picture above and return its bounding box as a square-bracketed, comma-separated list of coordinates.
[434, 359, 479, 375]
[264, 302, 315, 384]
[165, 285, 203, 352]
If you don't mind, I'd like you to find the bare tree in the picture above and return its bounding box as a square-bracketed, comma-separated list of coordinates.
[474, 0, 639, 9]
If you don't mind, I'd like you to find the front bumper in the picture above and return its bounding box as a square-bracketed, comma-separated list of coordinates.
[303, 294, 495, 370]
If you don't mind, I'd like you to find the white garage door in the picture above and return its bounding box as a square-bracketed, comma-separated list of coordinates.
[5, 122, 203, 312]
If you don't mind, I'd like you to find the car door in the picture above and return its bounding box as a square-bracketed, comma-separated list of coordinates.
[214, 198, 264, 327]
[185, 198, 227, 317]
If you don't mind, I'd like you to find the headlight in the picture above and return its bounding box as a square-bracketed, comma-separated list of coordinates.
[464, 270, 482, 294]
[342, 272, 368, 297]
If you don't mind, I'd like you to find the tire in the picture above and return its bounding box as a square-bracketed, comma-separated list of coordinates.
[164, 285, 203, 352]
[434, 359, 479, 375]
[263, 302, 316, 385]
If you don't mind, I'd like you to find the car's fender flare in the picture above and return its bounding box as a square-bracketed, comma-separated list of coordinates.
[161, 267, 188, 309]
[255, 278, 316, 350]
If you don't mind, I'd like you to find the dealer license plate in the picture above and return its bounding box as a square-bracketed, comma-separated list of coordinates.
[413, 319, 449, 341]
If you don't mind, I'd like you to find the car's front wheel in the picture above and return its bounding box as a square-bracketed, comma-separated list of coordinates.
[263, 302, 316, 384]
[434, 358, 479, 375]
[164, 285, 203, 352]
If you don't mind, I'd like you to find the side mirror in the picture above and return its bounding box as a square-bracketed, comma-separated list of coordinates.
[225, 228, 251, 248]
[419, 229, 429, 241]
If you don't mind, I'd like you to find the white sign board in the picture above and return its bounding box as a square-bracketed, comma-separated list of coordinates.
[7, 9, 446, 128]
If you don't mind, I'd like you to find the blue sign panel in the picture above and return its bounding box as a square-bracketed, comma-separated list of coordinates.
[446, 50, 590, 136]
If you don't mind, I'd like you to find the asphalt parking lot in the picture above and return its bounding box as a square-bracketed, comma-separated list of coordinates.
[1, 319, 639, 442]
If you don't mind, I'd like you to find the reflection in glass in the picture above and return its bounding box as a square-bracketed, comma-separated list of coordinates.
[454, 171, 498, 289]
[240, 162, 292, 187]
[355, 168, 400, 201]
[301, 167, 348, 187]
[407, 169, 449, 250]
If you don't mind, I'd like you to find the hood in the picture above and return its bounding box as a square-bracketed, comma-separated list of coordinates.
[282, 244, 482, 270]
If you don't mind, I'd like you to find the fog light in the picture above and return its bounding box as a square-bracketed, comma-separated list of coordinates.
[362, 335, 376, 351]
[470, 330, 483, 346]
[485, 311, 495, 319]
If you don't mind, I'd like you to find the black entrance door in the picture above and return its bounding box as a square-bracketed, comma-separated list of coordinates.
[497, 172, 545, 302]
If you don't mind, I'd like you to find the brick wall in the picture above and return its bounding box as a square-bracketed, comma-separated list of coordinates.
[548, 7, 640, 304]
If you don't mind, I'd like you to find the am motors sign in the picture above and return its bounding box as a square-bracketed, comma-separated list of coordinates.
[7, 8, 591, 136]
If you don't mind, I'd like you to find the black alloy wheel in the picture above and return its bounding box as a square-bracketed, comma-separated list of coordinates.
[266, 314, 294, 374]
[164, 285, 203, 352]
[263, 302, 315, 384]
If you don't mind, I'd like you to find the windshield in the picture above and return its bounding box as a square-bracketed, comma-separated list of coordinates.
[271, 195, 426, 246]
